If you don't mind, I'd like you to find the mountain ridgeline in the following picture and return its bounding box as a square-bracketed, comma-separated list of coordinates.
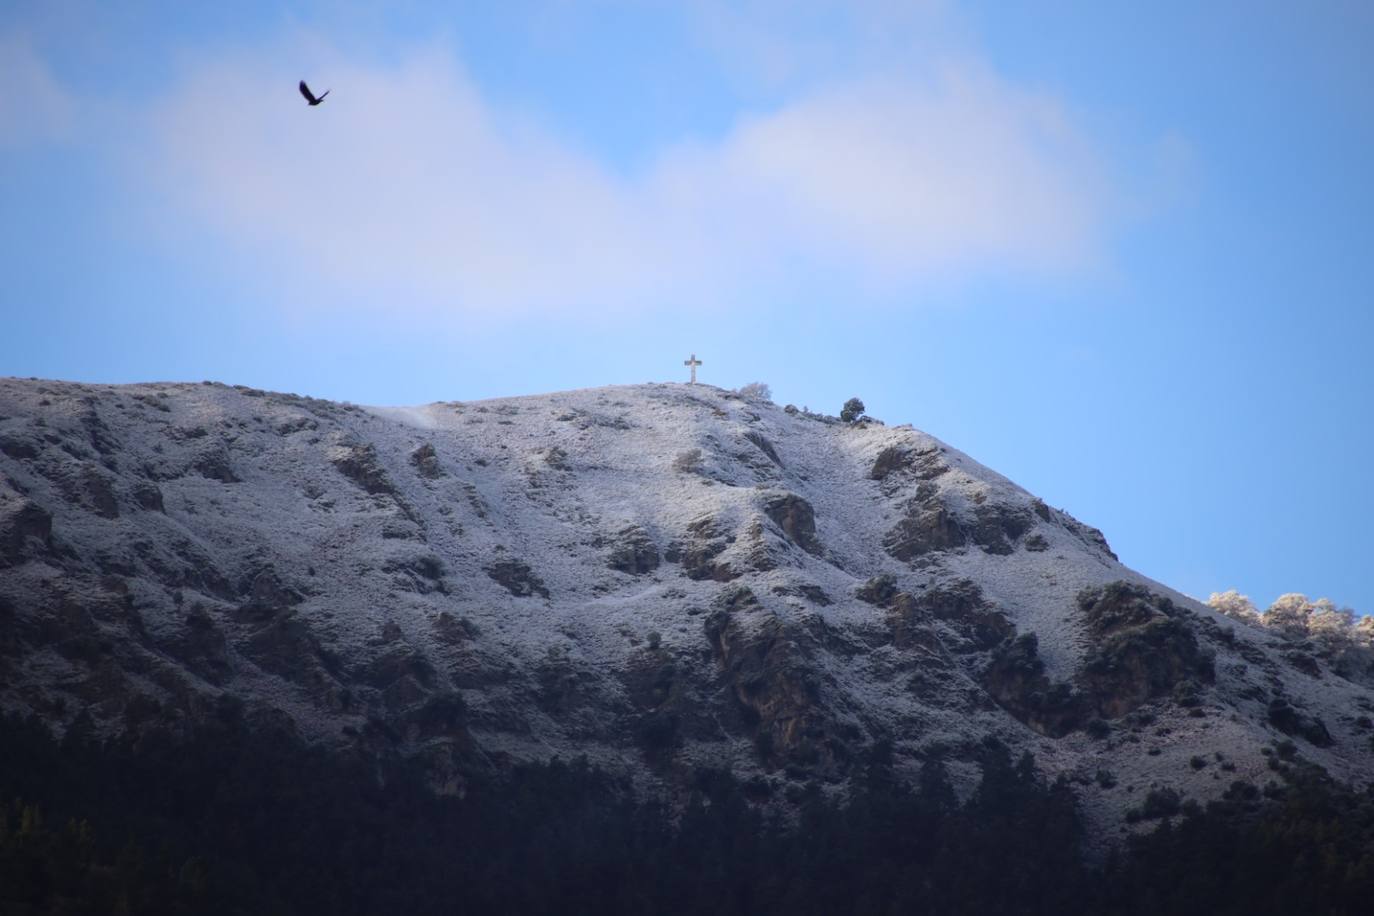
[2, 377, 1372, 914]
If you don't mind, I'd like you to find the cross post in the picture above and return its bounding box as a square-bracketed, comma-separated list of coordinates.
[683, 353, 702, 384]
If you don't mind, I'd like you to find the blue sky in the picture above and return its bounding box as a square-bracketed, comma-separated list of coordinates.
[2, 1, 1371, 613]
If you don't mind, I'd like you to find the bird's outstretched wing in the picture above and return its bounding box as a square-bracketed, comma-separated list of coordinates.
[299, 80, 318, 104]
[315, 89, 329, 103]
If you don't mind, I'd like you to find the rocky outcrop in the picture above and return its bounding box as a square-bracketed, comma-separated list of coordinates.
[192, 447, 239, 484]
[330, 442, 395, 495]
[743, 431, 782, 467]
[383, 552, 448, 594]
[619, 645, 713, 765]
[738, 519, 778, 574]
[919, 580, 1013, 652]
[983, 633, 1084, 738]
[362, 642, 437, 707]
[1075, 583, 1215, 719]
[855, 576, 932, 651]
[607, 525, 660, 575]
[1062, 513, 1117, 560]
[855, 575, 902, 608]
[432, 611, 478, 646]
[869, 445, 948, 485]
[398, 691, 469, 745]
[985, 584, 1218, 736]
[883, 483, 1035, 559]
[772, 583, 831, 606]
[0, 432, 41, 461]
[1267, 696, 1334, 747]
[130, 480, 164, 512]
[485, 560, 549, 599]
[409, 442, 445, 479]
[39, 459, 122, 517]
[0, 487, 52, 565]
[762, 492, 823, 556]
[241, 615, 346, 706]
[851, 576, 983, 709]
[883, 483, 966, 561]
[704, 588, 848, 777]
[170, 604, 232, 685]
[672, 516, 739, 582]
[969, 502, 1033, 556]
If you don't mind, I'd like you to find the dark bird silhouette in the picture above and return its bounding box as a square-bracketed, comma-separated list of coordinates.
[299, 80, 330, 106]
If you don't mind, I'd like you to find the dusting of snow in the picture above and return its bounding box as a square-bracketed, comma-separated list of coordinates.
[1, 376, 1370, 845]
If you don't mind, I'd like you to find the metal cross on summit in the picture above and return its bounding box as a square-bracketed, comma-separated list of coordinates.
[683, 353, 702, 384]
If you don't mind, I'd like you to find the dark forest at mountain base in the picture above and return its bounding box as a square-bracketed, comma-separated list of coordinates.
[2, 711, 1373, 916]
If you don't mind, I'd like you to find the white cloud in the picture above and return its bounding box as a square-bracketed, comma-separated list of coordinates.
[137, 34, 1116, 317]
[0, 33, 76, 147]
[712, 67, 1105, 277]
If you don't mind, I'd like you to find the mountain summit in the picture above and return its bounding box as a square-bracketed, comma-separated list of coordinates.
[2, 377, 1371, 841]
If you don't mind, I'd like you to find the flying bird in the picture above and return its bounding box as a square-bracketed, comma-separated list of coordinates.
[298, 80, 329, 106]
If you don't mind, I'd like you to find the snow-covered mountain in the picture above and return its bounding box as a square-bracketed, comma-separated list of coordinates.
[2, 377, 1370, 838]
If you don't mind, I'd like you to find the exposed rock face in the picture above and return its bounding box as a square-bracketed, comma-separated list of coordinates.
[0, 432, 40, 461]
[241, 615, 345, 704]
[675, 515, 739, 582]
[983, 633, 1084, 738]
[883, 484, 967, 561]
[172, 603, 232, 685]
[620, 646, 686, 763]
[771, 582, 831, 608]
[762, 492, 822, 556]
[743, 431, 782, 467]
[969, 502, 1033, 555]
[63, 463, 120, 518]
[485, 560, 548, 599]
[921, 580, 1013, 652]
[858, 576, 1009, 655]
[331, 442, 395, 495]
[0, 487, 52, 565]
[1062, 514, 1117, 560]
[0, 377, 1370, 839]
[985, 583, 1219, 737]
[883, 479, 1041, 560]
[193, 448, 239, 484]
[409, 442, 445, 479]
[383, 551, 447, 594]
[869, 445, 948, 485]
[1267, 696, 1334, 747]
[607, 525, 660, 575]
[705, 588, 848, 777]
[130, 480, 164, 512]
[1076, 583, 1215, 719]
[239, 568, 304, 618]
[855, 575, 902, 608]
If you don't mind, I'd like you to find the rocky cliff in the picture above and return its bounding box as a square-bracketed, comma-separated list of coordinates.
[2, 377, 1370, 839]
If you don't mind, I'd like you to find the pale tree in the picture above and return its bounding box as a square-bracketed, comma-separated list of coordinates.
[1354, 615, 1374, 648]
[1308, 598, 1355, 637]
[1263, 592, 1316, 637]
[736, 382, 772, 402]
[1207, 590, 1260, 624]
[1211, 587, 1369, 647]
